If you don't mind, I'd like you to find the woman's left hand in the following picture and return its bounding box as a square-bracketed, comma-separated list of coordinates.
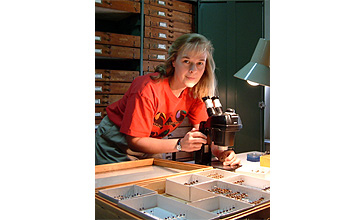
[218, 150, 241, 166]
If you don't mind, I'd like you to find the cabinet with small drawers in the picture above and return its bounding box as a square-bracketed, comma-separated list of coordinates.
[95, 0, 196, 162]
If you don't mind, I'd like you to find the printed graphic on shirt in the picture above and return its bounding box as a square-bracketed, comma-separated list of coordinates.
[151, 110, 187, 138]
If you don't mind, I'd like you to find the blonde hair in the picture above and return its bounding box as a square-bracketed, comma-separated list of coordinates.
[152, 33, 217, 99]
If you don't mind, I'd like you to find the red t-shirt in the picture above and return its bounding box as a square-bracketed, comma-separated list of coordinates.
[106, 73, 208, 138]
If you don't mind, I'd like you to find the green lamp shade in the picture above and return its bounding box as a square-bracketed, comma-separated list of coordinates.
[234, 38, 270, 87]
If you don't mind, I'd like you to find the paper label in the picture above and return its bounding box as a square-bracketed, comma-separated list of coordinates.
[95, 112, 102, 117]
[95, 73, 103, 79]
[159, 22, 167, 28]
[95, 0, 102, 4]
[158, 11, 165, 16]
[158, 44, 166, 49]
[95, 99, 101, 104]
[158, 0, 165, 6]
[159, 33, 166, 38]
[95, 36, 101, 41]
[157, 55, 166, 60]
[95, 86, 102, 92]
[95, 49, 102, 54]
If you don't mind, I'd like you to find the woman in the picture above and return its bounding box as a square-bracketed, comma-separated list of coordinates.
[95, 33, 240, 166]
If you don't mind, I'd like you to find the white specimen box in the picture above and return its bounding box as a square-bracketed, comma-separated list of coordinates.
[98, 184, 156, 204]
[235, 164, 270, 179]
[195, 169, 238, 180]
[191, 180, 270, 205]
[165, 173, 213, 201]
[118, 194, 217, 220]
[222, 175, 270, 193]
[188, 195, 254, 218]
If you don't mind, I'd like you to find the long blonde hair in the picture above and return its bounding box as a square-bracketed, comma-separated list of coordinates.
[152, 33, 217, 99]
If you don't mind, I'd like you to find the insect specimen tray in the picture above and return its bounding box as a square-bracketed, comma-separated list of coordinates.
[95, 158, 270, 219]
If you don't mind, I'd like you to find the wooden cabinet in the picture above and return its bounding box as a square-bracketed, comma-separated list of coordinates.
[95, 0, 197, 162]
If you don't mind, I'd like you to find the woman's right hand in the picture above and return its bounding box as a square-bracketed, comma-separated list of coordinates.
[180, 128, 207, 152]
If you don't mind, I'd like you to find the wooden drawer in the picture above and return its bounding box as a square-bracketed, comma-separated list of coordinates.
[95, 94, 124, 106]
[144, 38, 172, 51]
[95, 32, 140, 47]
[95, 82, 131, 94]
[145, 27, 184, 42]
[146, 0, 194, 14]
[95, 0, 140, 13]
[144, 49, 168, 61]
[145, 16, 192, 33]
[95, 107, 107, 119]
[95, 44, 140, 59]
[95, 69, 139, 82]
[169, 0, 194, 14]
[145, 4, 193, 24]
[143, 60, 164, 72]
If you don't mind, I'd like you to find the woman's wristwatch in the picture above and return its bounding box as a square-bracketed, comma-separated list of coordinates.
[176, 138, 182, 151]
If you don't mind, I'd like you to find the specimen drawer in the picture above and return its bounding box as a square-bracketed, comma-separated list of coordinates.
[95, 44, 140, 59]
[95, 69, 139, 82]
[95, 32, 140, 47]
[95, 0, 140, 13]
[144, 27, 184, 42]
[95, 82, 131, 94]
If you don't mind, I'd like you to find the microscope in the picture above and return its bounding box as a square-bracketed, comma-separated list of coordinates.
[194, 96, 243, 166]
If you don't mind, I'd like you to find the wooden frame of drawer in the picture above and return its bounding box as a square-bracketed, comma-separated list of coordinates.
[143, 49, 168, 61]
[144, 4, 193, 24]
[95, 106, 107, 119]
[144, 38, 172, 52]
[95, 94, 124, 106]
[95, 32, 141, 47]
[95, 0, 140, 13]
[143, 60, 164, 72]
[145, 0, 194, 14]
[95, 69, 139, 82]
[95, 44, 140, 59]
[144, 27, 184, 42]
[95, 82, 131, 94]
[144, 16, 192, 33]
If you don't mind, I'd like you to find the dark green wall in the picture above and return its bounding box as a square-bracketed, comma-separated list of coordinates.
[198, 0, 265, 153]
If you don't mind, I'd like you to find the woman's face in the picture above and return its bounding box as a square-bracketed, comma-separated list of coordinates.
[171, 50, 207, 90]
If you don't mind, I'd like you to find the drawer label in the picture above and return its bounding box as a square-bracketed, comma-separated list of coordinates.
[159, 33, 166, 38]
[158, 1, 166, 6]
[95, 0, 102, 4]
[95, 99, 101, 104]
[157, 55, 166, 60]
[95, 36, 101, 41]
[158, 44, 166, 50]
[95, 49, 102, 54]
[95, 86, 102, 92]
[95, 112, 102, 117]
[95, 73, 103, 79]
[158, 11, 165, 16]
[159, 22, 167, 28]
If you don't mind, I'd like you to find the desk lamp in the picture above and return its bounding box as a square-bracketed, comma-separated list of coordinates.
[234, 38, 270, 87]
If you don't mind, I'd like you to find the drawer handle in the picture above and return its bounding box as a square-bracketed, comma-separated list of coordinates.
[167, 13, 173, 17]
[168, 2, 173, 6]
[169, 35, 174, 38]
[169, 24, 174, 28]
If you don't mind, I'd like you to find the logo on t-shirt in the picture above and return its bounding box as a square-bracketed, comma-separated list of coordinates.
[151, 110, 187, 138]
